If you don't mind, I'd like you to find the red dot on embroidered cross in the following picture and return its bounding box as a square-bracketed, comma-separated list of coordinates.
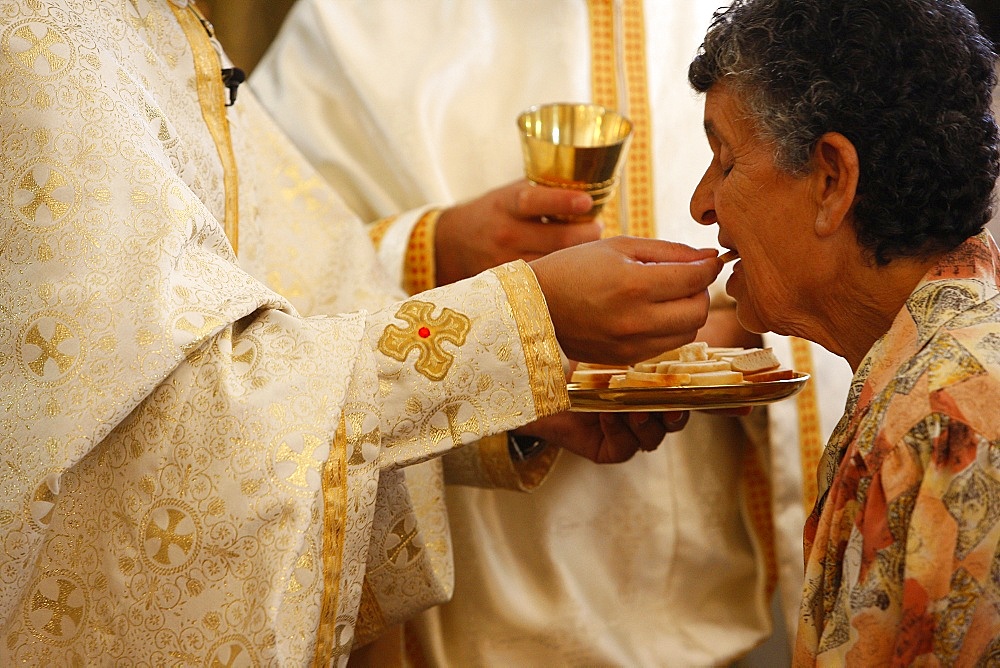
[418, 326, 431, 338]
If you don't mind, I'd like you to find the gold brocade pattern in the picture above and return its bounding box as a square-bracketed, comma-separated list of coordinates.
[377, 301, 471, 382]
[353, 576, 388, 650]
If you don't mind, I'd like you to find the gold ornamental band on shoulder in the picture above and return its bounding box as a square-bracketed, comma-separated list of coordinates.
[377, 301, 471, 382]
[168, 2, 240, 253]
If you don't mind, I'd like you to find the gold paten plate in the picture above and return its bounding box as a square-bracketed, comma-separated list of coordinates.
[568, 372, 810, 412]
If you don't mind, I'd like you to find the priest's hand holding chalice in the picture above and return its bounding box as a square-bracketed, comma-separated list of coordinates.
[517, 102, 633, 220]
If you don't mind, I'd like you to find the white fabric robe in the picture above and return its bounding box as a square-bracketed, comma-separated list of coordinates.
[252, 0, 856, 665]
[0, 1, 570, 664]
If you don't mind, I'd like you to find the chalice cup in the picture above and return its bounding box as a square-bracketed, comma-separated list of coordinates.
[517, 102, 633, 219]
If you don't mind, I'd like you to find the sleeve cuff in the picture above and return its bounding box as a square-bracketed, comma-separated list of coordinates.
[491, 260, 571, 419]
[441, 432, 560, 491]
[368, 206, 441, 295]
[402, 208, 441, 295]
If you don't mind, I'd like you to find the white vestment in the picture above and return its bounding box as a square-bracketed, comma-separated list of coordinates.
[0, 1, 572, 664]
[253, 1, 856, 664]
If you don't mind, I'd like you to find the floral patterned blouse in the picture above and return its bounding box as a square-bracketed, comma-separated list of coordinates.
[795, 232, 1000, 666]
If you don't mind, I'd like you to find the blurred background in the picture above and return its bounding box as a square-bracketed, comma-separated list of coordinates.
[195, 0, 295, 74]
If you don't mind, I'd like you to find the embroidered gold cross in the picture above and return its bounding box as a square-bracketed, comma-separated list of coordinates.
[30, 578, 83, 637]
[387, 517, 422, 564]
[378, 301, 471, 381]
[146, 508, 194, 566]
[25, 321, 75, 377]
[19, 168, 70, 222]
[345, 411, 380, 466]
[430, 403, 481, 446]
[210, 643, 246, 668]
[126, 0, 159, 33]
[276, 433, 325, 489]
[13, 24, 68, 73]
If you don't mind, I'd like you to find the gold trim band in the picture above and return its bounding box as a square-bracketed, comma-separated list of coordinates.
[790, 337, 823, 514]
[313, 416, 349, 665]
[169, 3, 240, 253]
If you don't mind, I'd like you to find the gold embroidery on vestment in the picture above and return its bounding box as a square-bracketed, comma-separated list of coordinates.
[378, 300, 471, 381]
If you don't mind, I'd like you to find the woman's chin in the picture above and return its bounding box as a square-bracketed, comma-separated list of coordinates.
[727, 278, 769, 335]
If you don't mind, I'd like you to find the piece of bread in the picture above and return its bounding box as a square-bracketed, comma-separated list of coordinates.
[723, 347, 781, 374]
[607, 374, 631, 388]
[659, 360, 732, 375]
[636, 348, 682, 365]
[632, 362, 660, 373]
[571, 368, 625, 384]
[743, 368, 796, 383]
[610, 370, 692, 388]
[571, 344, 793, 390]
[677, 341, 710, 362]
[707, 347, 746, 359]
[686, 370, 745, 386]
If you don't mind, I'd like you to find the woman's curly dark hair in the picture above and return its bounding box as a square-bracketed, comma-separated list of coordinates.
[688, 0, 999, 265]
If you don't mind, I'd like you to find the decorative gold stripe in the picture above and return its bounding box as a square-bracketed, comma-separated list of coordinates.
[479, 432, 517, 487]
[368, 214, 398, 249]
[353, 576, 389, 648]
[741, 434, 778, 601]
[169, 3, 240, 253]
[587, 0, 623, 237]
[313, 416, 349, 666]
[402, 209, 441, 295]
[494, 262, 571, 418]
[619, 0, 654, 239]
[790, 337, 823, 514]
[587, 0, 655, 239]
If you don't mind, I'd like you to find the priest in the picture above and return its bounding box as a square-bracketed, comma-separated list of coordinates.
[0, 1, 722, 664]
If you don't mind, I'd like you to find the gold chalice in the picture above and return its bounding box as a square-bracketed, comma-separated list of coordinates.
[516, 102, 633, 218]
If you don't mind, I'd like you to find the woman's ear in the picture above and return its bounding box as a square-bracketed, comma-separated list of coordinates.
[811, 132, 859, 237]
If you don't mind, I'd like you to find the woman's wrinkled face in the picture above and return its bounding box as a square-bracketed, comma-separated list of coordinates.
[690, 84, 819, 335]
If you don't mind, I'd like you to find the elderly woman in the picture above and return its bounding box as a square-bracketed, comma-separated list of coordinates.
[688, 0, 1000, 664]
